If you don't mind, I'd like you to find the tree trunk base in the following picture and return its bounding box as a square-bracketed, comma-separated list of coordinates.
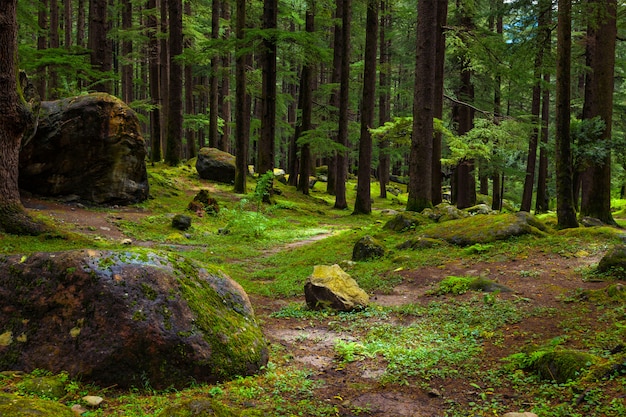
[0, 203, 50, 235]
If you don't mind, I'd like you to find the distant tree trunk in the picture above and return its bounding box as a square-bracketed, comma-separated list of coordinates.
[491, 1, 503, 211]
[77, 0, 85, 47]
[407, 0, 438, 212]
[121, 0, 133, 103]
[184, 1, 195, 159]
[354, 0, 378, 214]
[580, 0, 617, 225]
[297, 10, 315, 195]
[147, 0, 161, 162]
[88, 0, 112, 93]
[160, 0, 169, 143]
[258, 0, 278, 182]
[49, 0, 59, 99]
[432, 0, 448, 205]
[36, 0, 48, 99]
[536, 70, 551, 213]
[0, 0, 48, 235]
[334, 0, 351, 210]
[165, 0, 183, 166]
[521, 0, 550, 212]
[234, 0, 249, 193]
[378, 0, 391, 199]
[64, 0, 72, 48]
[209, 0, 220, 149]
[326, 0, 343, 196]
[219, 1, 232, 153]
[555, 0, 578, 228]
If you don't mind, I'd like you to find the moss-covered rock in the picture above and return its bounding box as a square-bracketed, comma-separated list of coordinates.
[578, 283, 626, 304]
[421, 203, 469, 223]
[396, 237, 446, 250]
[0, 393, 73, 416]
[531, 350, 597, 383]
[383, 213, 431, 232]
[428, 275, 512, 295]
[304, 264, 369, 311]
[422, 212, 549, 246]
[352, 235, 385, 261]
[597, 245, 626, 279]
[156, 399, 241, 417]
[0, 250, 268, 389]
[196, 148, 236, 183]
[18, 375, 67, 399]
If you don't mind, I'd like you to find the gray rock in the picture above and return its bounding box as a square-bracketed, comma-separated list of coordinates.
[19, 93, 149, 205]
[196, 147, 236, 183]
[598, 244, 626, 278]
[465, 203, 495, 215]
[383, 213, 430, 232]
[581, 216, 604, 227]
[0, 250, 268, 389]
[304, 264, 369, 311]
[352, 235, 385, 261]
[396, 237, 445, 250]
[82, 396, 103, 407]
[172, 214, 192, 231]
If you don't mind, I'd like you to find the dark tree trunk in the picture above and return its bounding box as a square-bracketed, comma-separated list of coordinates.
[378, 0, 391, 199]
[407, 0, 438, 212]
[165, 0, 183, 166]
[0, 1, 47, 235]
[77, 0, 85, 47]
[258, 0, 278, 179]
[160, 0, 169, 143]
[88, 0, 112, 93]
[326, 0, 343, 196]
[354, 0, 378, 214]
[64, 0, 72, 48]
[36, 0, 48, 99]
[184, 1, 195, 159]
[147, 0, 161, 162]
[121, 0, 133, 104]
[555, 0, 578, 228]
[536, 70, 551, 213]
[432, 0, 448, 205]
[521, 0, 550, 212]
[219, 1, 232, 153]
[234, 0, 249, 193]
[491, 1, 503, 211]
[580, 0, 617, 225]
[297, 10, 315, 195]
[49, 0, 59, 99]
[334, 0, 351, 210]
[209, 0, 220, 149]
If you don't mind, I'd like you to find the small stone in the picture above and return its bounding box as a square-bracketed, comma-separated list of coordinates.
[121, 238, 132, 245]
[428, 388, 442, 397]
[71, 404, 88, 415]
[82, 395, 103, 407]
[501, 413, 538, 417]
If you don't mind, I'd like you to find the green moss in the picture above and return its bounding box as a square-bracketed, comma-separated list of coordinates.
[157, 398, 241, 417]
[532, 350, 597, 383]
[429, 275, 511, 296]
[0, 393, 73, 416]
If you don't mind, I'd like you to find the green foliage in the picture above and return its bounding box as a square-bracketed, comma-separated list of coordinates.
[429, 275, 476, 295]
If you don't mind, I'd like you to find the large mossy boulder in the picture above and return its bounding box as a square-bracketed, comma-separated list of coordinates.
[531, 350, 597, 383]
[597, 245, 626, 279]
[0, 250, 268, 389]
[19, 93, 149, 205]
[422, 212, 549, 246]
[304, 264, 369, 311]
[0, 393, 73, 417]
[421, 203, 469, 223]
[196, 148, 236, 183]
[157, 399, 241, 417]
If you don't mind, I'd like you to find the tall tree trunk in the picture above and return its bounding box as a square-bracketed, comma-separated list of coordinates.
[0, 1, 48, 235]
[184, 1, 195, 159]
[147, 0, 161, 162]
[407, 0, 438, 212]
[521, 0, 550, 212]
[491, 1, 503, 211]
[77, 0, 85, 48]
[334, 0, 351, 210]
[165, 0, 183, 165]
[234, 0, 249, 193]
[209, 0, 220, 149]
[536, 69, 551, 213]
[121, 0, 133, 103]
[297, 10, 315, 195]
[160, 0, 169, 143]
[580, 0, 617, 225]
[378, 0, 391, 199]
[219, 1, 232, 153]
[36, 0, 48, 99]
[326, 0, 343, 196]
[64, 0, 72, 48]
[258, 0, 278, 182]
[555, 0, 578, 228]
[354, 0, 378, 214]
[432, 0, 448, 205]
[88, 0, 112, 93]
[49, 0, 59, 99]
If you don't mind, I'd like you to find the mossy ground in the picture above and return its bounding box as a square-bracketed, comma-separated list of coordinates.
[2, 164, 626, 416]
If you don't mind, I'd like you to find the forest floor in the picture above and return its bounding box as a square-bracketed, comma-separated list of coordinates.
[19, 190, 626, 417]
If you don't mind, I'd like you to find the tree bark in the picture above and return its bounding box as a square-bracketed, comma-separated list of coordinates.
[121, 0, 133, 104]
[88, 0, 112, 93]
[327, 0, 343, 196]
[147, 0, 162, 162]
[209, 0, 220, 149]
[407, 0, 438, 212]
[258, 0, 278, 180]
[0, 1, 48, 235]
[219, 1, 232, 153]
[536, 69, 551, 213]
[234, 0, 249, 193]
[354, 0, 378, 214]
[580, 0, 617, 225]
[36, 0, 48, 99]
[297, 10, 315, 195]
[378, 0, 391, 199]
[432, 0, 448, 205]
[555, 0, 579, 228]
[184, 1, 195, 159]
[334, 0, 351, 210]
[49, 0, 59, 99]
[165, 0, 183, 165]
